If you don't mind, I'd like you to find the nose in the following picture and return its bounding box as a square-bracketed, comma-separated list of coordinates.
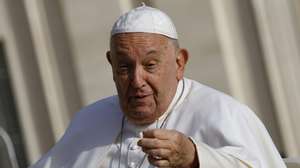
[130, 66, 146, 89]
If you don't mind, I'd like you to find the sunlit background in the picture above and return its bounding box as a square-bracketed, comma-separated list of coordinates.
[0, 0, 299, 167]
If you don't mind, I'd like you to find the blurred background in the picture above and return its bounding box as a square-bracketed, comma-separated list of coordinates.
[0, 0, 299, 167]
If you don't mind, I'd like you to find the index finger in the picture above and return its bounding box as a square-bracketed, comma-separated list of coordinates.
[142, 129, 175, 140]
[137, 138, 171, 149]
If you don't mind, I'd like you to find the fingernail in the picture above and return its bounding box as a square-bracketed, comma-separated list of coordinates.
[137, 139, 142, 146]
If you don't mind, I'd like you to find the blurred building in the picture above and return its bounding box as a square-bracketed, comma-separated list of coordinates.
[0, 0, 299, 167]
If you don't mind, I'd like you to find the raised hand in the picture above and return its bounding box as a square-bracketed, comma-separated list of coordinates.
[137, 129, 199, 168]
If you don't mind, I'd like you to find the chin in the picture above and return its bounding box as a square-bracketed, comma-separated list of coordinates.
[126, 110, 157, 125]
[129, 118, 156, 126]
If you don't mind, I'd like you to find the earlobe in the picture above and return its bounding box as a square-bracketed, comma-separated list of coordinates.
[176, 48, 189, 80]
[106, 51, 112, 64]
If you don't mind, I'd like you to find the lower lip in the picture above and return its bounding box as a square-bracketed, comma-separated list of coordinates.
[129, 95, 151, 104]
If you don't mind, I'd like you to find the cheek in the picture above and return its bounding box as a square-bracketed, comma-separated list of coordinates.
[159, 67, 177, 85]
[156, 68, 178, 96]
[115, 81, 129, 110]
[114, 76, 128, 95]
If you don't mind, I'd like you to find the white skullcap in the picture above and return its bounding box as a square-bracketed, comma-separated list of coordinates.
[111, 3, 178, 39]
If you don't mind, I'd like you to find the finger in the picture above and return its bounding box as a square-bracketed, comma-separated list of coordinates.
[138, 138, 171, 149]
[143, 148, 171, 159]
[148, 156, 170, 168]
[143, 129, 175, 139]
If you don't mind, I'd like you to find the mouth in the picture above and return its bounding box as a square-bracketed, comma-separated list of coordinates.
[124, 92, 155, 124]
[132, 94, 151, 100]
[128, 93, 152, 105]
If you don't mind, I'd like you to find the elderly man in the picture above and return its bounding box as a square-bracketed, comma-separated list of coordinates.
[31, 4, 286, 168]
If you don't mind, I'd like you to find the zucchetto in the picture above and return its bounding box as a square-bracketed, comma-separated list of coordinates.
[111, 3, 178, 39]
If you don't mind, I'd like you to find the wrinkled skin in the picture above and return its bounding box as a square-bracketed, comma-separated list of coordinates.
[107, 32, 186, 125]
[107, 32, 198, 167]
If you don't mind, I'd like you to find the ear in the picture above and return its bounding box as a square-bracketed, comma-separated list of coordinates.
[106, 50, 117, 82]
[176, 48, 189, 81]
[106, 51, 112, 65]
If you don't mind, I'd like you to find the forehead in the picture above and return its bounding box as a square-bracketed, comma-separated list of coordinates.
[110, 33, 170, 51]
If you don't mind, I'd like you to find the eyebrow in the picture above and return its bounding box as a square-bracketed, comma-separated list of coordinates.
[115, 50, 129, 56]
[115, 49, 160, 56]
[146, 50, 159, 56]
[147, 48, 166, 58]
[143, 50, 162, 63]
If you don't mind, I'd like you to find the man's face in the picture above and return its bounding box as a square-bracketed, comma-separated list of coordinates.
[107, 33, 187, 125]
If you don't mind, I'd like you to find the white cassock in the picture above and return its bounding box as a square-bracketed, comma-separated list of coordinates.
[30, 78, 286, 168]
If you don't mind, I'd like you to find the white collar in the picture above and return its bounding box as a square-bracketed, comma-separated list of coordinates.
[157, 79, 184, 121]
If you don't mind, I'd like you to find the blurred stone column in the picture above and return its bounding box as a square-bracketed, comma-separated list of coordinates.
[251, 0, 300, 157]
[23, 0, 82, 140]
[0, 0, 54, 164]
[210, 0, 284, 154]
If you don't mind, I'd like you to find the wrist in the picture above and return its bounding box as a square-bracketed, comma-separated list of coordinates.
[187, 138, 199, 168]
[190, 145, 199, 168]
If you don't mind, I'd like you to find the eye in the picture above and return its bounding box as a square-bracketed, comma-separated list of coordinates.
[145, 61, 158, 71]
[117, 64, 130, 74]
[148, 63, 156, 68]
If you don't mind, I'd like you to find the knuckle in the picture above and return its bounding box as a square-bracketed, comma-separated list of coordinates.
[157, 148, 164, 154]
[152, 129, 160, 137]
[174, 132, 181, 139]
[153, 139, 160, 146]
[170, 130, 180, 138]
